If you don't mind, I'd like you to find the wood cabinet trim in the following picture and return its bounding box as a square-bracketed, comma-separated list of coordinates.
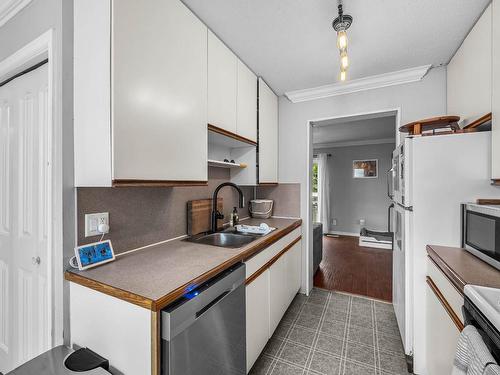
[65, 271, 154, 309]
[426, 276, 464, 332]
[476, 198, 500, 205]
[258, 182, 279, 186]
[246, 236, 301, 285]
[151, 311, 160, 375]
[208, 123, 258, 146]
[112, 180, 208, 187]
[492, 179, 500, 186]
[463, 112, 492, 129]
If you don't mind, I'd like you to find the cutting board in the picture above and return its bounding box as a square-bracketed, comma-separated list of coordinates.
[187, 198, 223, 236]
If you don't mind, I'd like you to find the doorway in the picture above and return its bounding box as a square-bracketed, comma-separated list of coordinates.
[309, 110, 398, 302]
[0, 34, 56, 373]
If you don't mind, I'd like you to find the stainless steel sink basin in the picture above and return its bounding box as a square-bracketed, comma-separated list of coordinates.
[185, 231, 259, 248]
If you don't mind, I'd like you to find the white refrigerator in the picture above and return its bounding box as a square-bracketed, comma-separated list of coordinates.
[390, 131, 500, 374]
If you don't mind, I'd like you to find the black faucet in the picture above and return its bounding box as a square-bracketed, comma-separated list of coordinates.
[211, 182, 245, 233]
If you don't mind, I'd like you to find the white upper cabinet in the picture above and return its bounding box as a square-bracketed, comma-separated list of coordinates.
[447, 4, 492, 126]
[208, 31, 238, 134]
[258, 78, 279, 184]
[74, 0, 208, 186]
[237, 61, 258, 142]
[112, 0, 208, 182]
[493, 0, 500, 180]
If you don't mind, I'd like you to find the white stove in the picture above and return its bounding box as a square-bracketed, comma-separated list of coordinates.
[465, 285, 500, 332]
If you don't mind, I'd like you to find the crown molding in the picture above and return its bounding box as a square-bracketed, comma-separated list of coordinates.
[0, 0, 32, 28]
[285, 64, 432, 103]
[314, 137, 395, 149]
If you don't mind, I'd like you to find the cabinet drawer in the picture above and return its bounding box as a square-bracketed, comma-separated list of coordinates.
[244, 227, 301, 278]
[427, 258, 464, 324]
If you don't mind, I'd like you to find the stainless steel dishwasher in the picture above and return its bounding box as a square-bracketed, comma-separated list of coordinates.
[161, 263, 246, 375]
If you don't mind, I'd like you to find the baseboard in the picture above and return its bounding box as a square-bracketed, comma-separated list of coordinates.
[326, 231, 359, 237]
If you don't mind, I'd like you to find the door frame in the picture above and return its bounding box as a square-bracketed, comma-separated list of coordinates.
[305, 107, 401, 292]
[0, 29, 63, 348]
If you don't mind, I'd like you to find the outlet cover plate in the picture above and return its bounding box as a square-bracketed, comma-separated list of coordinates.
[85, 212, 109, 237]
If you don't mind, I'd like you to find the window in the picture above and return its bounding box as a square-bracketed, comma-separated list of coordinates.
[312, 158, 319, 222]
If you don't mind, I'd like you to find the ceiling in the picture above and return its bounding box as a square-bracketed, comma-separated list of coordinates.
[313, 114, 396, 147]
[182, 0, 490, 95]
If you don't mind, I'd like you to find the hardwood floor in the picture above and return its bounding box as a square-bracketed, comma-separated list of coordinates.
[313, 235, 393, 302]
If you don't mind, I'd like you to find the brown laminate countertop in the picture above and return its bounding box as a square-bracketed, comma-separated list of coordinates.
[65, 217, 301, 311]
[427, 244, 500, 295]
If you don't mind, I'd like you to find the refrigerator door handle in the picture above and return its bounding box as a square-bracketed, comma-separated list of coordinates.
[387, 168, 394, 199]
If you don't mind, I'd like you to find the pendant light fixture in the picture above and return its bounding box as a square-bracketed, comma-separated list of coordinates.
[332, 1, 353, 81]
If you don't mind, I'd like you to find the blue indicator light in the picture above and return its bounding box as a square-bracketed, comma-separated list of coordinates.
[184, 290, 200, 300]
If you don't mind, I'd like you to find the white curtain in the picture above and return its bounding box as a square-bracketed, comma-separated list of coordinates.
[317, 153, 331, 234]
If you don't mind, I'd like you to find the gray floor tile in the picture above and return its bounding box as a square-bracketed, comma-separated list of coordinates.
[379, 350, 410, 374]
[309, 351, 341, 375]
[270, 360, 304, 375]
[296, 312, 322, 330]
[263, 337, 284, 356]
[377, 332, 405, 354]
[250, 289, 408, 375]
[347, 323, 375, 346]
[320, 318, 346, 338]
[249, 354, 273, 375]
[278, 341, 310, 367]
[288, 325, 317, 347]
[315, 333, 344, 357]
[343, 360, 377, 375]
[345, 341, 376, 367]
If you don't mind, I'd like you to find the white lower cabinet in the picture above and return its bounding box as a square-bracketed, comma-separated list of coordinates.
[269, 254, 289, 335]
[426, 280, 461, 375]
[245, 236, 302, 372]
[246, 270, 270, 371]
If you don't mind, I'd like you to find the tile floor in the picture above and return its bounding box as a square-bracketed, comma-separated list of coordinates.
[250, 288, 411, 375]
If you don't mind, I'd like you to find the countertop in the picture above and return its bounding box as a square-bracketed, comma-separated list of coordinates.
[65, 217, 302, 311]
[427, 244, 500, 295]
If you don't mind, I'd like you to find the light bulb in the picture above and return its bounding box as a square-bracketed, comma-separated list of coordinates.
[337, 30, 348, 51]
[340, 51, 349, 70]
[340, 70, 347, 81]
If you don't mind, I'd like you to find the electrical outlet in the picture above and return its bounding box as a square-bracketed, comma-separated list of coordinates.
[331, 219, 337, 226]
[85, 212, 109, 237]
[359, 219, 366, 226]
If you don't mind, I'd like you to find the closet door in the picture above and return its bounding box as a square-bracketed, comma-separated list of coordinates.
[112, 0, 208, 182]
[208, 30, 238, 134]
[258, 78, 278, 183]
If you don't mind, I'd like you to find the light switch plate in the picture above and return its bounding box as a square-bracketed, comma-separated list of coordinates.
[85, 212, 109, 237]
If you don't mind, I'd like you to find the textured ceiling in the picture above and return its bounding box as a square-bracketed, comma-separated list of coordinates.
[182, 0, 491, 95]
[313, 115, 396, 146]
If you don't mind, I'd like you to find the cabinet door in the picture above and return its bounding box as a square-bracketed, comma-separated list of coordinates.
[493, 0, 500, 179]
[237, 60, 257, 142]
[246, 270, 270, 373]
[258, 78, 279, 183]
[112, 0, 208, 182]
[287, 241, 302, 304]
[269, 255, 288, 335]
[208, 30, 238, 134]
[426, 281, 461, 375]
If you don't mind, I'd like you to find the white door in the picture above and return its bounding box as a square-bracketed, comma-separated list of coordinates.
[0, 63, 51, 372]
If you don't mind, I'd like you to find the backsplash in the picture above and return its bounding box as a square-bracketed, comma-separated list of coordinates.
[77, 167, 254, 254]
[256, 183, 300, 218]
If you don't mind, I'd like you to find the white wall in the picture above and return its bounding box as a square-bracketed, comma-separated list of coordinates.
[315, 143, 395, 235]
[279, 67, 447, 293]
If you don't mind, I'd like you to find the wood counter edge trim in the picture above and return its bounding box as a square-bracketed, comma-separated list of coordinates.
[65, 271, 154, 309]
[112, 180, 208, 187]
[246, 235, 302, 285]
[476, 198, 500, 205]
[208, 124, 258, 146]
[463, 112, 492, 129]
[426, 246, 466, 295]
[426, 276, 465, 332]
[492, 179, 500, 186]
[151, 311, 160, 375]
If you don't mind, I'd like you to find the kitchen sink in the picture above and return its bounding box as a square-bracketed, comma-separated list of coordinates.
[185, 231, 260, 248]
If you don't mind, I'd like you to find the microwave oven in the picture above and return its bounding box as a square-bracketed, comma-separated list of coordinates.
[461, 203, 500, 271]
